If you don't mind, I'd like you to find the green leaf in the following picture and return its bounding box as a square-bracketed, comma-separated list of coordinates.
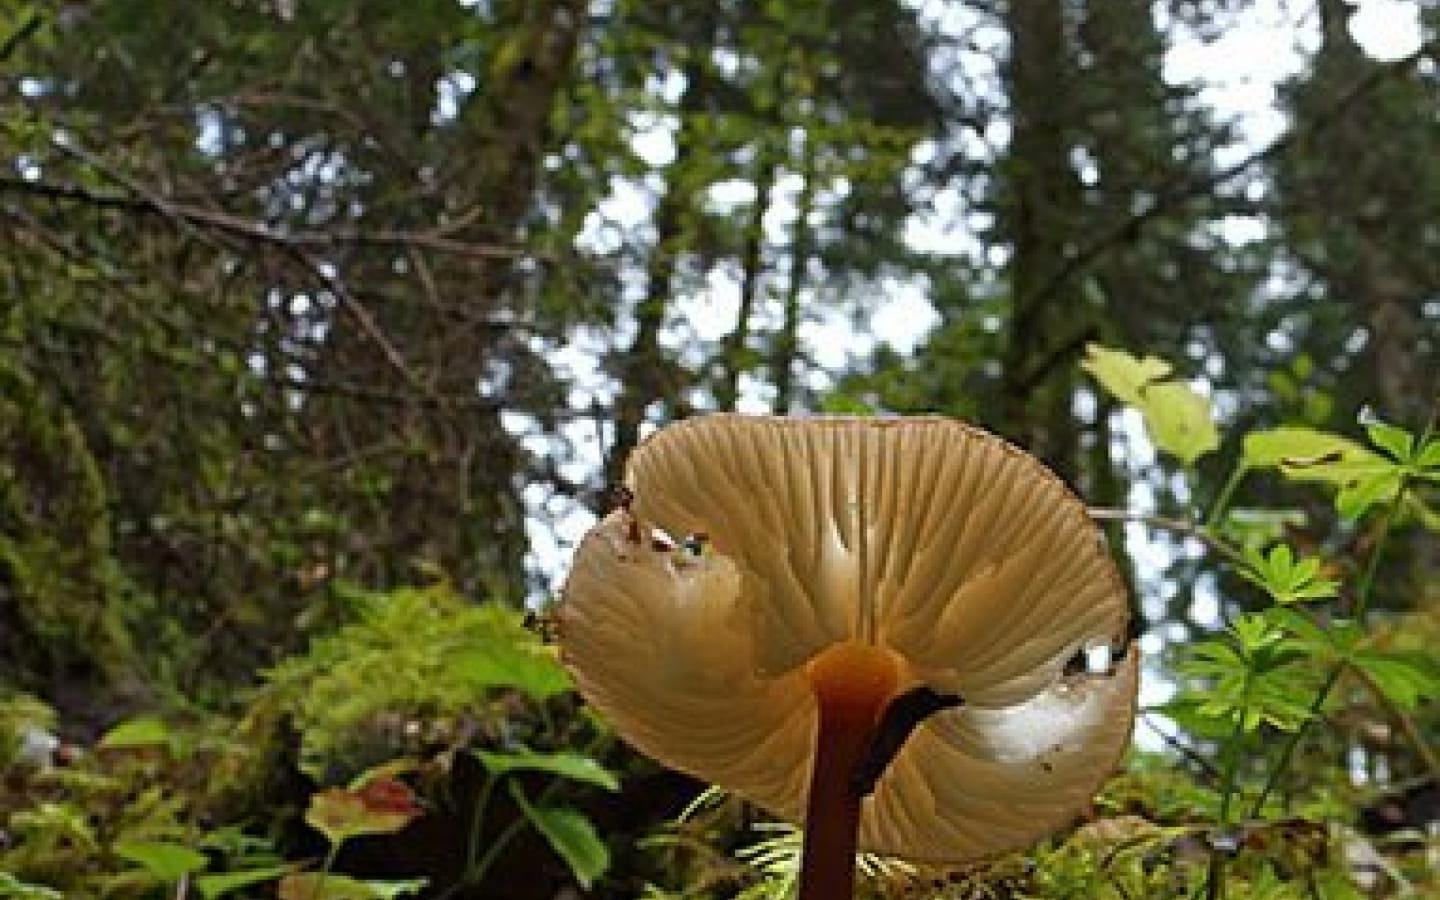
[475, 748, 620, 791]
[1243, 427, 1390, 483]
[818, 393, 877, 415]
[1365, 421, 1415, 462]
[1244, 426, 1407, 518]
[0, 873, 63, 900]
[1138, 381, 1220, 465]
[112, 840, 207, 881]
[1263, 607, 1331, 647]
[277, 874, 426, 900]
[1351, 649, 1440, 711]
[98, 715, 171, 750]
[1080, 344, 1172, 405]
[195, 866, 290, 899]
[1148, 697, 1235, 739]
[509, 783, 609, 889]
[278, 874, 356, 900]
[1079, 345, 1217, 465]
[1416, 438, 1440, 469]
[1240, 544, 1339, 605]
[452, 641, 570, 701]
[1335, 470, 1404, 520]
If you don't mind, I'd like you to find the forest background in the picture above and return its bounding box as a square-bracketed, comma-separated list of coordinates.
[1, 0, 1438, 898]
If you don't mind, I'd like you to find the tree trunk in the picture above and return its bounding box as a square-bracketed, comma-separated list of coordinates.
[998, 0, 1084, 481]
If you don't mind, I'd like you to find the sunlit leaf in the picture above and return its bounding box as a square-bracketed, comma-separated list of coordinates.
[98, 716, 171, 750]
[1335, 470, 1404, 520]
[1244, 426, 1407, 517]
[1139, 382, 1220, 465]
[1243, 427, 1389, 483]
[359, 880, 429, 900]
[1240, 544, 1339, 605]
[452, 642, 570, 701]
[113, 840, 206, 881]
[1417, 438, 1440, 469]
[1080, 345, 1216, 465]
[1080, 344, 1172, 405]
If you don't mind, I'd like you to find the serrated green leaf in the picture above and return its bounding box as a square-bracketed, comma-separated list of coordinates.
[113, 840, 206, 881]
[510, 783, 609, 889]
[1080, 344, 1171, 405]
[195, 866, 290, 899]
[1138, 381, 1219, 464]
[475, 748, 620, 791]
[1242, 544, 1339, 604]
[1365, 422, 1415, 462]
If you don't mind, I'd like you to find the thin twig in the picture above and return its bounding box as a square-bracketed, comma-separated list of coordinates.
[1087, 507, 1244, 564]
[1140, 712, 1223, 783]
[0, 175, 534, 260]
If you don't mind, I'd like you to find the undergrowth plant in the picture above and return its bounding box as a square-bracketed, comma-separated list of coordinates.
[0, 582, 617, 899]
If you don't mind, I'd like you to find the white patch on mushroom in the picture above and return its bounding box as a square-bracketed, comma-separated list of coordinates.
[948, 663, 1123, 767]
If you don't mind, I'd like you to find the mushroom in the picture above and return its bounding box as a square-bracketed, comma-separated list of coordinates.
[560, 415, 1137, 898]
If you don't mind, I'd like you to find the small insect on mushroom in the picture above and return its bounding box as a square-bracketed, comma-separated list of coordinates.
[560, 415, 1138, 900]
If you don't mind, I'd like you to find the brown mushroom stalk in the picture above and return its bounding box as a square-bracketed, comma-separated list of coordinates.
[799, 641, 900, 900]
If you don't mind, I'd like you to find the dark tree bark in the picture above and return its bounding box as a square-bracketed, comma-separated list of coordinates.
[998, 0, 1085, 481]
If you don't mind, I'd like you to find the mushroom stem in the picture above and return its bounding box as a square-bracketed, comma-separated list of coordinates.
[799, 642, 900, 900]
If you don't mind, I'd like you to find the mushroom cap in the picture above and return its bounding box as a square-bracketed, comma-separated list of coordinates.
[560, 415, 1137, 863]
